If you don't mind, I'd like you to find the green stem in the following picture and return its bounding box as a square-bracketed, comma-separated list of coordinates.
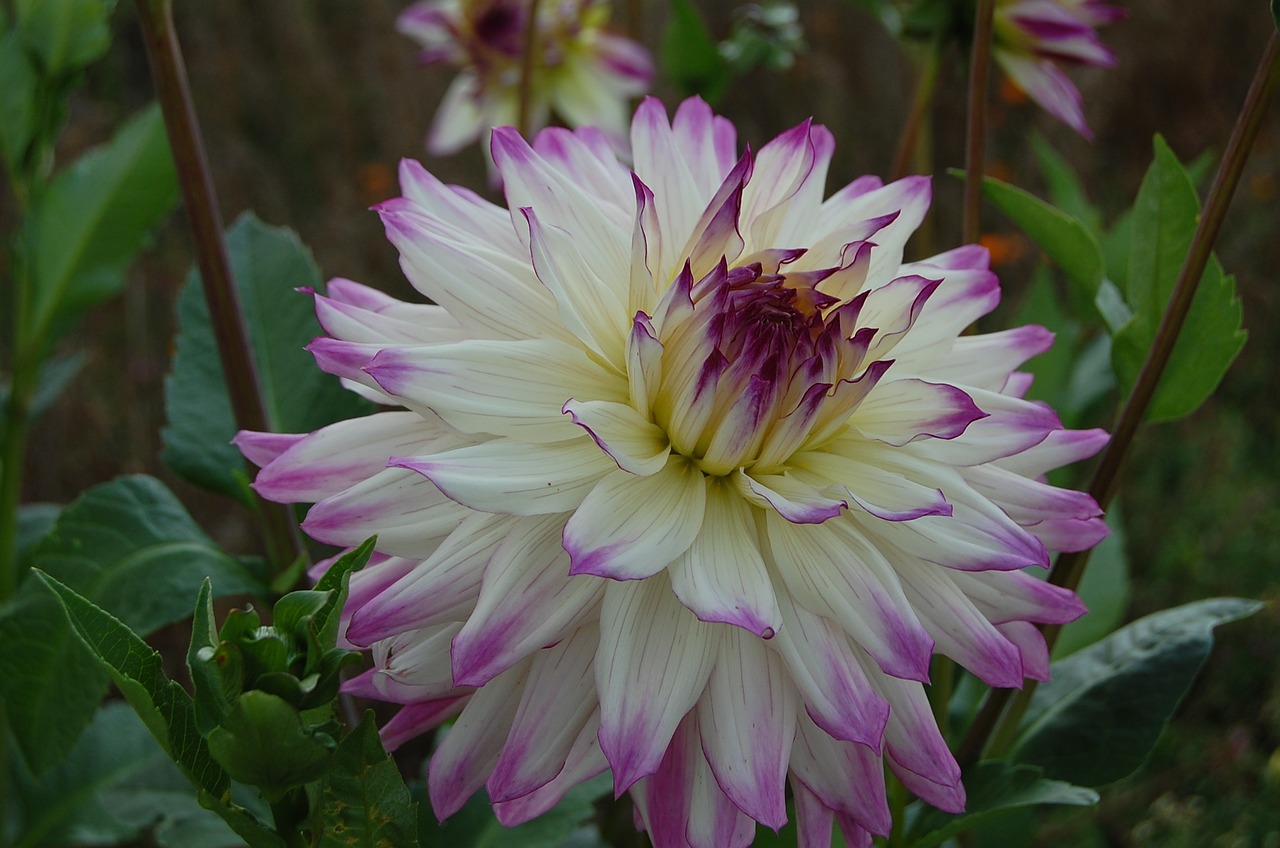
[929, 656, 956, 743]
[133, 0, 306, 577]
[886, 770, 908, 847]
[517, 0, 544, 139]
[958, 30, 1280, 767]
[962, 0, 996, 246]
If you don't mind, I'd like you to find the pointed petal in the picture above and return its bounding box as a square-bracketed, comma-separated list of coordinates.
[850, 379, 987, 446]
[564, 458, 707, 580]
[562, 398, 671, 476]
[596, 579, 718, 791]
[735, 470, 846, 524]
[790, 716, 891, 835]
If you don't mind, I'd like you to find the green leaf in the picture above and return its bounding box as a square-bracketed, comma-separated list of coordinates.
[27, 474, 267, 636]
[11, 701, 235, 848]
[188, 580, 239, 736]
[1030, 134, 1102, 234]
[1110, 136, 1247, 423]
[1012, 597, 1263, 787]
[1053, 508, 1131, 658]
[904, 761, 1098, 848]
[660, 0, 730, 103]
[13, 0, 114, 76]
[982, 175, 1105, 318]
[15, 501, 60, 562]
[316, 712, 420, 848]
[206, 690, 333, 799]
[0, 574, 108, 774]
[24, 103, 178, 339]
[28, 570, 230, 796]
[0, 28, 39, 170]
[161, 212, 369, 501]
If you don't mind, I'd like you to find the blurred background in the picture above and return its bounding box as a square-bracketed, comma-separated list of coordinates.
[5, 0, 1279, 845]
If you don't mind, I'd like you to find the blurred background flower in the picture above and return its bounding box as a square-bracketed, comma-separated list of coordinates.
[397, 0, 652, 154]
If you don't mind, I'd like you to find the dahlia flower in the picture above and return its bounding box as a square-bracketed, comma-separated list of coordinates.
[239, 97, 1108, 846]
[397, 0, 652, 155]
[992, 0, 1125, 138]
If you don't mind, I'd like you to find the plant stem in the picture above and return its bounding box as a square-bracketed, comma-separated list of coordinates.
[962, 0, 996, 246]
[957, 30, 1280, 767]
[890, 41, 943, 181]
[133, 0, 306, 576]
[517, 0, 544, 139]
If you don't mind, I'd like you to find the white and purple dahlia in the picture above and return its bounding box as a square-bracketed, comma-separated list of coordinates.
[398, 0, 652, 155]
[238, 97, 1107, 847]
[993, 0, 1126, 138]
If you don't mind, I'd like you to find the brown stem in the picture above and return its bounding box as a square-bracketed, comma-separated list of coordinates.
[962, 0, 996, 246]
[958, 31, 1280, 767]
[134, 0, 305, 576]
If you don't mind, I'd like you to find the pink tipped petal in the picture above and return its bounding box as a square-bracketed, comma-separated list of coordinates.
[993, 426, 1109, 477]
[381, 697, 468, 753]
[995, 49, 1092, 139]
[562, 398, 671, 476]
[450, 513, 604, 686]
[302, 467, 469, 558]
[391, 437, 616, 515]
[849, 379, 987, 445]
[766, 513, 934, 682]
[949, 568, 1088, 625]
[697, 630, 798, 829]
[998, 620, 1052, 682]
[429, 661, 528, 820]
[365, 338, 624, 444]
[792, 780, 837, 848]
[564, 459, 707, 580]
[773, 591, 890, 750]
[863, 670, 962, 802]
[491, 714, 608, 826]
[234, 430, 305, 467]
[925, 325, 1056, 390]
[596, 580, 718, 792]
[669, 479, 781, 637]
[911, 389, 1063, 466]
[735, 470, 846, 524]
[790, 716, 892, 836]
[487, 624, 598, 802]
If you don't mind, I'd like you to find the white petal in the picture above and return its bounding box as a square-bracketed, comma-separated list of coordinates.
[595, 578, 718, 791]
[562, 398, 671, 476]
[365, 338, 624, 444]
[790, 715, 891, 835]
[563, 458, 707, 580]
[697, 629, 798, 829]
[392, 437, 616, 515]
[669, 477, 780, 637]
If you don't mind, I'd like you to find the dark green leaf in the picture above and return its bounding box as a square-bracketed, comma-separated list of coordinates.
[29, 570, 231, 797]
[12, 702, 235, 848]
[206, 691, 333, 799]
[982, 175, 1105, 317]
[313, 537, 376, 648]
[27, 474, 267, 636]
[660, 0, 730, 102]
[24, 103, 178, 337]
[161, 213, 369, 501]
[15, 501, 60, 562]
[0, 28, 39, 170]
[316, 712, 420, 848]
[1030, 134, 1102, 233]
[1111, 136, 1247, 423]
[1054, 508, 1131, 658]
[13, 0, 114, 75]
[904, 761, 1098, 847]
[189, 580, 240, 736]
[0, 574, 108, 774]
[1012, 597, 1262, 787]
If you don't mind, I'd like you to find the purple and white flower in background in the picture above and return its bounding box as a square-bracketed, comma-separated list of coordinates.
[239, 97, 1108, 847]
[397, 0, 652, 155]
[993, 0, 1126, 138]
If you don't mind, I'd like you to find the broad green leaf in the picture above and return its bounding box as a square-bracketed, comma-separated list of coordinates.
[0, 574, 108, 774]
[15, 501, 60, 562]
[982, 175, 1105, 318]
[1053, 508, 1131, 658]
[206, 691, 333, 799]
[0, 28, 39, 170]
[1012, 597, 1262, 787]
[24, 103, 178, 338]
[188, 580, 238, 736]
[313, 537, 375, 649]
[14, 0, 114, 76]
[1111, 136, 1246, 423]
[162, 213, 369, 501]
[904, 761, 1098, 848]
[30, 570, 230, 797]
[27, 474, 266, 636]
[661, 0, 730, 102]
[1030, 134, 1102, 234]
[316, 713, 420, 848]
[11, 701, 234, 848]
